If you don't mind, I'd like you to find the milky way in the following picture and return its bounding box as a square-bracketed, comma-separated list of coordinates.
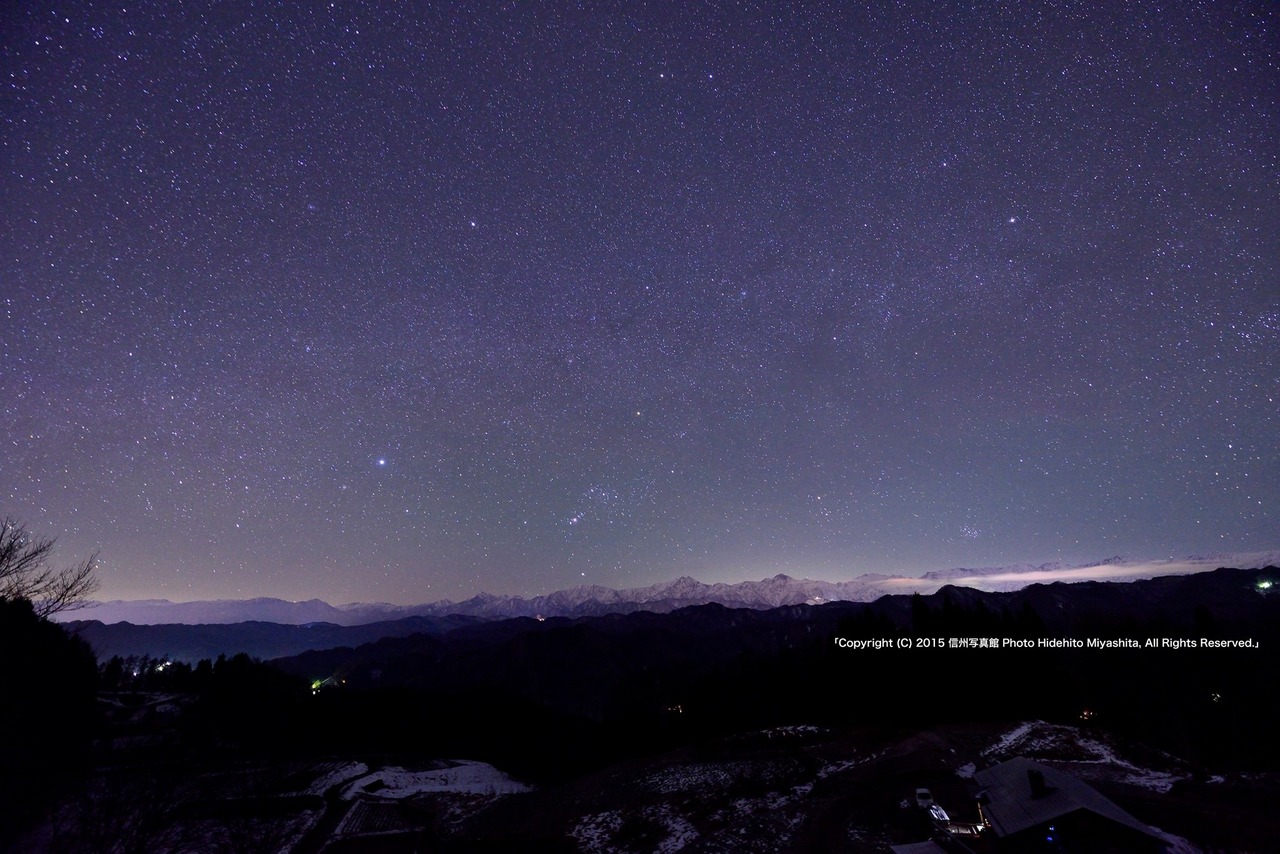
[3, 2, 1276, 603]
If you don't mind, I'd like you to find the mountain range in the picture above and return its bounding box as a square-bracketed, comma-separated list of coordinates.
[63, 551, 1280, 627]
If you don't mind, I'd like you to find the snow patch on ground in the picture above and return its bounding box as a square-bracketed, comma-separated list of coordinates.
[818, 749, 881, 780]
[758, 724, 825, 739]
[955, 761, 976, 779]
[644, 761, 753, 794]
[303, 761, 369, 795]
[817, 759, 860, 779]
[983, 720, 1041, 757]
[342, 760, 530, 799]
[583, 756, 819, 852]
[572, 809, 624, 852]
[1153, 826, 1204, 854]
[982, 721, 1189, 793]
[572, 804, 699, 853]
[847, 822, 892, 850]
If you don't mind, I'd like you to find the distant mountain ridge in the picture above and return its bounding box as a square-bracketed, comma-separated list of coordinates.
[62, 551, 1280, 627]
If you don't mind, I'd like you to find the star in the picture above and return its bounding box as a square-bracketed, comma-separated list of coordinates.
[3, 0, 1270, 604]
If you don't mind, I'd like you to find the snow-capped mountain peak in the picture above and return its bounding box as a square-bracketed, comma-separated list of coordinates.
[61, 551, 1280, 626]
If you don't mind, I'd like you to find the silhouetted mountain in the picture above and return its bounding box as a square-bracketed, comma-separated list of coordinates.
[59, 551, 1280, 625]
[61, 613, 487, 662]
[260, 567, 1280, 777]
[274, 568, 1276, 706]
[62, 565, 1280, 667]
[57, 566, 1280, 797]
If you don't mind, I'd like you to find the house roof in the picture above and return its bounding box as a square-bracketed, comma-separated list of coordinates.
[972, 757, 1158, 840]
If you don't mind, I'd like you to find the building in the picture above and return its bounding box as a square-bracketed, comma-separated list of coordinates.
[971, 757, 1165, 853]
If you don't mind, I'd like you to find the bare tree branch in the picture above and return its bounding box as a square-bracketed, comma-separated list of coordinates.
[0, 518, 100, 616]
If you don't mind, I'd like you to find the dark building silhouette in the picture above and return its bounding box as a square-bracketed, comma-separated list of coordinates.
[973, 757, 1165, 853]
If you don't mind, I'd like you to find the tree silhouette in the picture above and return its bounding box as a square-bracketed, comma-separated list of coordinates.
[0, 597, 99, 847]
[0, 517, 98, 616]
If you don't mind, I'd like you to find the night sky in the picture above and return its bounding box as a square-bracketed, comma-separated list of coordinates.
[3, 1, 1277, 604]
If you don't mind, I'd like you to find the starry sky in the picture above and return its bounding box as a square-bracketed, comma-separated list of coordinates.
[3, 1, 1277, 604]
